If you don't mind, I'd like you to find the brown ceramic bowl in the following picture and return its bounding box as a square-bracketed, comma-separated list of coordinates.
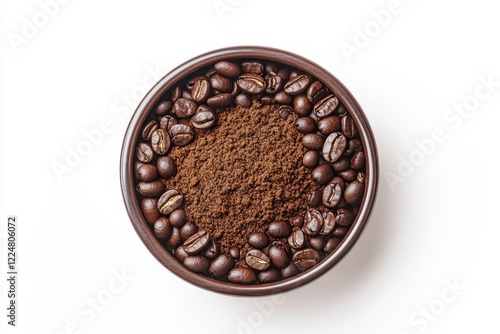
[120, 46, 378, 296]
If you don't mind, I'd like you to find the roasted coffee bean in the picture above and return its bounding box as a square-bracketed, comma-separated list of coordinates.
[166, 227, 182, 248]
[182, 90, 192, 100]
[341, 115, 358, 138]
[227, 268, 256, 284]
[345, 139, 363, 156]
[170, 124, 195, 146]
[230, 81, 241, 96]
[278, 105, 291, 120]
[260, 95, 274, 105]
[159, 115, 178, 132]
[265, 74, 284, 94]
[136, 181, 165, 197]
[208, 254, 235, 277]
[153, 217, 172, 240]
[172, 98, 197, 118]
[183, 230, 210, 254]
[156, 156, 177, 180]
[311, 164, 334, 185]
[302, 150, 319, 168]
[169, 209, 187, 227]
[268, 220, 292, 238]
[288, 229, 306, 249]
[202, 238, 220, 259]
[237, 73, 266, 94]
[171, 86, 182, 102]
[183, 255, 210, 273]
[331, 157, 351, 173]
[245, 249, 271, 271]
[180, 221, 198, 241]
[191, 76, 211, 102]
[157, 190, 183, 215]
[192, 107, 216, 130]
[344, 175, 365, 205]
[276, 67, 291, 81]
[174, 245, 189, 262]
[207, 93, 233, 108]
[155, 100, 173, 116]
[242, 61, 264, 74]
[293, 248, 320, 270]
[140, 198, 160, 224]
[265, 61, 278, 74]
[134, 161, 144, 179]
[317, 116, 341, 135]
[307, 81, 327, 104]
[309, 236, 325, 251]
[274, 91, 293, 104]
[258, 269, 281, 283]
[136, 142, 154, 163]
[324, 237, 342, 254]
[308, 190, 322, 207]
[284, 74, 310, 95]
[350, 151, 365, 169]
[295, 117, 316, 133]
[303, 210, 324, 236]
[322, 177, 344, 208]
[268, 245, 290, 269]
[248, 232, 270, 249]
[141, 120, 159, 140]
[293, 94, 313, 116]
[136, 163, 158, 182]
[151, 128, 171, 155]
[335, 208, 354, 226]
[314, 94, 339, 118]
[281, 262, 300, 278]
[291, 216, 304, 228]
[302, 133, 325, 150]
[229, 247, 240, 259]
[338, 169, 357, 182]
[320, 212, 336, 235]
[323, 132, 347, 163]
[214, 61, 240, 78]
[332, 226, 348, 237]
[210, 74, 233, 93]
[234, 93, 252, 107]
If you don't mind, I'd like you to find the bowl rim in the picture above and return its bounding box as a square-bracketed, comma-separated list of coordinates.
[120, 46, 379, 296]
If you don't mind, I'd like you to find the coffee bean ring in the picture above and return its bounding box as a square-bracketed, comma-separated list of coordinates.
[133, 60, 366, 284]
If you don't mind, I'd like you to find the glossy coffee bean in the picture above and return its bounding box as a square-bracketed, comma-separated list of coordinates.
[202, 238, 220, 259]
[153, 217, 172, 240]
[171, 86, 182, 102]
[141, 120, 159, 140]
[290, 216, 304, 228]
[208, 254, 235, 277]
[192, 106, 216, 130]
[157, 190, 183, 215]
[172, 98, 197, 118]
[183, 255, 210, 273]
[183, 230, 210, 254]
[210, 74, 233, 93]
[214, 61, 240, 78]
[309, 236, 326, 251]
[258, 269, 281, 283]
[302, 133, 325, 151]
[237, 73, 266, 94]
[229, 247, 240, 259]
[170, 124, 195, 147]
[234, 93, 252, 107]
[260, 95, 274, 105]
[140, 198, 160, 224]
[245, 249, 271, 271]
[303, 210, 324, 236]
[151, 129, 171, 155]
[159, 115, 178, 132]
[136, 164, 158, 182]
[268, 245, 290, 269]
[174, 245, 189, 262]
[268, 220, 292, 238]
[322, 132, 347, 163]
[341, 115, 358, 138]
[344, 178, 365, 205]
[295, 117, 316, 133]
[156, 156, 177, 179]
[227, 268, 256, 284]
[281, 262, 300, 279]
[302, 150, 319, 168]
[292, 248, 320, 270]
[265, 61, 278, 74]
[274, 91, 293, 104]
[324, 237, 342, 254]
[276, 68, 291, 81]
[265, 74, 284, 94]
[314, 94, 339, 118]
[169, 209, 187, 227]
[335, 208, 355, 226]
[190, 76, 211, 102]
[307, 190, 322, 207]
[322, 177, 344, 209]
[182, 90, 192, 100]
[166, 227, 182, 248]
[230, 81, 241, 96]
[338, 169, 357, 182]
[242, 61, 264, 74]
[345, 139, 363, 156]
[180, 221, 198, 241]
[311, 164, 334, 185]
[350, 151, 365, 169]
[155, 100, 173, 115]
[248, 232, 270, 249]
[332, 226, 348, 237]
[136, 142, 154, 163]
[288, 229, 306, 249]
[320, 212, 336, 235]
[136, 181, 165, 197]
[293, 94, 313, 116]
[307, 81, 327, 104]
[284, 74, 310, 95]
[317, 116, 341, 135]
[278, 105, 291, 120]
[207, 93, 233, 108]
[331, 157, 351, 173]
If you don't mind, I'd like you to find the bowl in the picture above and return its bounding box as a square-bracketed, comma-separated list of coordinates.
[120, 46, 378, 296]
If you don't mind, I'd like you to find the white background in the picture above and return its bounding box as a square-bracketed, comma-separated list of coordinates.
[1, 0, 499, 333]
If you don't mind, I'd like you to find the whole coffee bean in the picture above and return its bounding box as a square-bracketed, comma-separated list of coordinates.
[136, 142, 154, 163]
[192, 107, 216, 130]
[265, 74, 284, 94]
[191, 76, 211, 102]
[227, 268, 256, 284]
[284, 74, 310, 95]
[214, 61, 240, 78]
[268, 220, 292, 238]
[155, 100, 173, 115]
[302, 133, 325, 151]
[303, 150, 319, 168]
[151, 128, 171, 155]
[180, 221, 198, 241]
[324, 237, 342, 254]
[153, 217, 172, 240]
[174, 245, 189, 262]
[322, 177, 344, 208]
[320, 212, 336, 235]
[331, 157, 351, 173]
[141, 120, 159, 140]
[237, 73, 266, 94]
[157, 189, 183, 215]
[322, 132, 347, 163]
[344, 178, 364, 205]
[171, 86, 182, 102]
[350, 151, 365, 169]
[335, 208, 355, 226]
[274, 91, 293, 104]
[229, 247, 240, 259]
[311, 164, 334, 185]
[242, 61, 264, 74]
[248, 232, 270, 249]
[234, 93, 252, 107]
[291, 216, 304, 228]
[307, 81, 327, 104]
[293, 94, 313, 116]
[183, 255, 210, 273]
[309, 236, 326, 251]
[207, 93, 233, 108]
[245, 249, 271, 271]
[281, 262, 300, 278]
[276, 67, 291, 81]
[260, 95, 274, 105]
[308, 190, 322, 207]
[208, 254, 235, 277]
[303, 210, 324, 236]
[258, 269, 281, 283]
[182, 230, 210, 254]
[292, 248, 320, 270]
[338, 169, 357, 182]
[169, 209, 187, 227]
[265, 61, 278, 74]
[278, 105, 291, 120]
[341, 115, 358, 138]
[317, 116, 341, 135]
[268, 245, 290, 269]
[210, 74, 233, 93]
[182, 89, 192, 100]
[345, 139, 363, 156]
[136, 181, 165, 197]
[159, 115, 178, 132]
[170, 124, 195, 147]
[172, 98, 197, 118]
[134, 161, 144, 179]
[295, 117, 316, 133]
[288, 229, 306, 249]
[136, 163, 158, 182]
[230, 81, 241, 96]
[314, 94, 339, 118]
[166, 227, 182, 248]
[332, 226, 348, 237]
[156, 156, 177, 179]
[202, 238, 220, 259]
[140, 198, 160, 224]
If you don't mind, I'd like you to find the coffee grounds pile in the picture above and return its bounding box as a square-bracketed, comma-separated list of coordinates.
[166, 101, 319, 252]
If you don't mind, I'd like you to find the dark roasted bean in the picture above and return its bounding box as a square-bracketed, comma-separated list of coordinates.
[322, 132, 347, 163]
[281, 262, 300, 279]
[234, 93, 252, 107]
[151, 128, 171, 155]
[171, 86, 182, 102]
[302, 133, 325, 150]
[170, 124, 195, 146]
[192, 106, 216, 130]
[303, 150, 319, 168]
[341, 115, 358, 138]
[291, 216, 304, 228]
[191, 76, 211, 102]
[274, 91, 293, 104]
[276, 68, 291, 81]
[293, 248, 320, 270]
[140, 198, 160, 224]
[278, 105, 291, 120]
[265, 61, 278, 74]
[260, 95, 274, 105]
[174, 245, 189, 262]
[245, 249, 271, 271]
[183, 230, 210, 254]
[157, 190, 183, 215]
[229, 247, 240, 259]
[322, 177, 345, 209]
[350, 151, 365, 169]
[268, 220, 292, 238]
[155, 100, 173, 116]
[268, 245, 290, 269]
[166, 227, 182, 248]
[314, 94, 339, 118]
[307, 81, 327, 104]
[344, 174, 365, 205]
[169, 209, 187, 227]
[311, 164, 334, 185]
[237, 73, 266, 94]
[309, 236, 326, 251]
[258, 269, 281, 283]
[153, 217, 172, 240]
[202, 238, 220, 259]
[303, 210, 323, 236]
[141, 120, 159, 140]
[293, 94, 313, 116]
[159, 115, 178, 132]
[295, 117, 316, 133]
[284, 74, 310, 95]
[136, 142, 154, 163]
[207, 93, 233, 108]
[317, 116, 341, 135]
[208, 254, 235, 277]
[335, 208, 355, 226]
[210, 74, 233, 93]
[308, 190, 322, 207]
[156, 156, 177, 179]
[331, 157, 351, 172]
[242, 61, 264, 74]
[332, 226, 348, 237]
[338, 169, 357, 182]
[180, 221, 198, 241]
[172, 98, 197, 118]
[345, 139, 363, 156]
[288, 229, 306, 249]
[136, 163, 158, 182]
[324, 237, 343, 254]
[227, 268, 256, 284]
[320, 212, 336, 235]
[265, 74, 284, 94]
[136, 181, 165, 197]
[248, 232, 270, 249]
[214, 61, 240, 78]
[183, 255, 210, 273]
